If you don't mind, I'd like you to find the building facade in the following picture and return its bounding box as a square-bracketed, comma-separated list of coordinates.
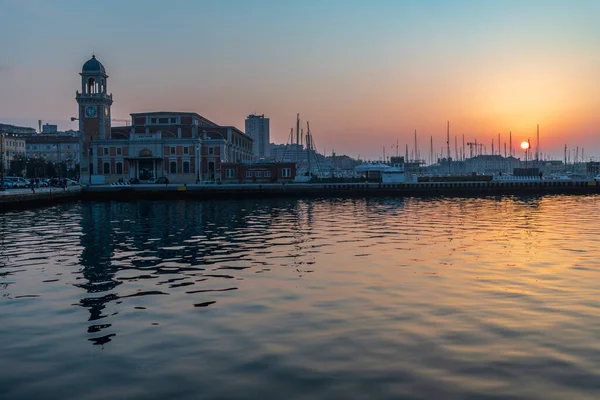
[221, 161, 296, 183]
[0, 133, 26, 172]
[463, 155, 520, 175]
[75, 56, 253, 184]
[245, 114, 270, 159]
[42, 123, 58, 133]
[25, 135, 80, 169]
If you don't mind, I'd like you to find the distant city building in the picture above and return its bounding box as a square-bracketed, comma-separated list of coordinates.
[245, 114, 270, 159]
[42, 123, 58, 133]
[0, 123, 37, 135]
[221, 161, 296, 183]
[0, 133, 26, 172]
[75, 55, 253, 184]
[464, 155, 520, 174]
[25, 135, 80, 169]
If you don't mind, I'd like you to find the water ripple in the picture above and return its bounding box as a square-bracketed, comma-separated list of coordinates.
[1, 196, 600, 399]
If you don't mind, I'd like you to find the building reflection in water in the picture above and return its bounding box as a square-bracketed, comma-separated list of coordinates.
[76, 198, 301, 345]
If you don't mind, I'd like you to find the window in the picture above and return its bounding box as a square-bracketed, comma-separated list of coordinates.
[151, 118, 157, 123]
[159, 118, 168, 124]
[103, 147, 108, 156]
[103, 162, 110, 174]
[67, 145, 71, 150]
[264, 171, 271, 178]
[170, 161, 177, 174]
[34, 145, 38, 150]
[255, 171, 262, 178]
[46, 145, 50, 150]
[245, 171, 252, 178]
[208, 147, 214, 155]
[89, 148, 93, 156]
[281, 168, 291, 178]
[170, 118, 176, 123]
[116, 162, 123, 174]
[226, 169, 234, 178]
[117, 148, 122, 155]
[183, 147, 189, 154]
[183, 161, 190, 174]
[170, 146, 176, 155]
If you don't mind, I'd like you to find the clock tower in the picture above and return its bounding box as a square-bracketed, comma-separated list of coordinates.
[76, 55, 113, 184]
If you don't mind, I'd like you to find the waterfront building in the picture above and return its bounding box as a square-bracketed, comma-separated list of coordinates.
[25, 135, 80, 169]
[221, 160, 296, 183]
[0, 133, 26, 172]
[42, 123, 58, 134]
[245, 114, 270, 159]
[75, 55, 113, 184]
[75, 55, 253, 184]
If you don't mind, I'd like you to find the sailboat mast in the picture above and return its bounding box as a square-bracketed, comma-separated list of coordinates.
[296, 113, 300, 162]
[446, 121, 450, 173]
[306, 121, 311, 174]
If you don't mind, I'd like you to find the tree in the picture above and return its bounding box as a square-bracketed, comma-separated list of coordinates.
[9, 156, 26, 176]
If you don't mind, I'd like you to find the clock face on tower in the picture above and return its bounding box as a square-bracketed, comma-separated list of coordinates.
[85, 106, 97, 118]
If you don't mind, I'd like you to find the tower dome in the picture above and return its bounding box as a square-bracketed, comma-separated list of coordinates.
[82, 55, 106, 74]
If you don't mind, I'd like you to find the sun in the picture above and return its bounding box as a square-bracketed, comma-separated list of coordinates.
[520, 141, 530, 150]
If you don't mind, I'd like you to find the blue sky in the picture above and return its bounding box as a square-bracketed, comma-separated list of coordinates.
[1, 0, 599, 158]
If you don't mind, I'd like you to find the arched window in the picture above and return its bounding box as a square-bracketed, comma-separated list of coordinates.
[170, 161, 177, 174]
[103, 162, 110, 174]
[183, 161, 190, 174]
[116, 162, 123, 174]
[87, 78, 96, 94]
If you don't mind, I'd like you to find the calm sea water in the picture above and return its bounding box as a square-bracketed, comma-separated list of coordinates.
[1, 196, 600, 400]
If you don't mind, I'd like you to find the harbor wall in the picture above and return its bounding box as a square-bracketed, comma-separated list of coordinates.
[0, 188, 82, 213]
[83, 180, 600, 201]
[1, 181, 598, 213]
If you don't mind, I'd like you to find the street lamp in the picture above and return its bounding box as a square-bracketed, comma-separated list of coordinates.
[0, 131, 5, 192]
[196, 145, 200, 184]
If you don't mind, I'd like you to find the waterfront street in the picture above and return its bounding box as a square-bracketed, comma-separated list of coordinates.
[0, 186, 81, 196]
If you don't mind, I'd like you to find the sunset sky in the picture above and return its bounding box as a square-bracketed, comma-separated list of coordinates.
[1, 0, 599, 159]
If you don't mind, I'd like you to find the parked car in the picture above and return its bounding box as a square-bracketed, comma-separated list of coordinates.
[129, 177, 140, 184]
[156, 177, 169, 184]
[4, 177, 26, 188]
[2, 179, 15, 189]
